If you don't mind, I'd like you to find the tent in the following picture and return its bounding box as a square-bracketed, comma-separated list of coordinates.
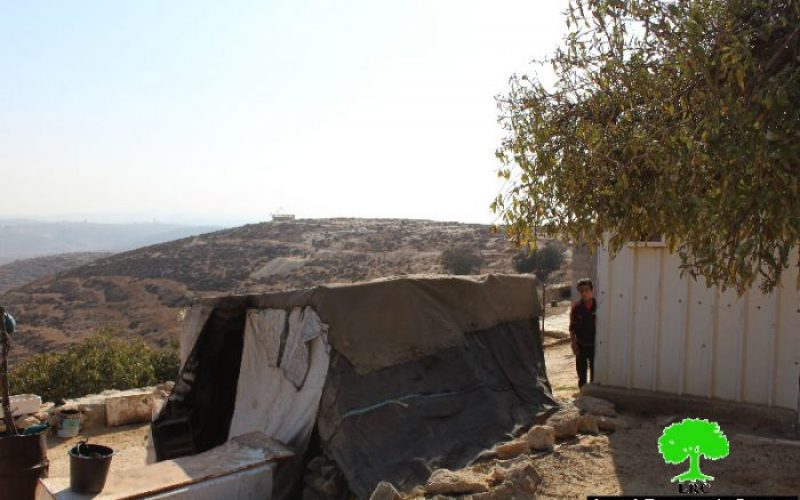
[152, 274, 556, 498]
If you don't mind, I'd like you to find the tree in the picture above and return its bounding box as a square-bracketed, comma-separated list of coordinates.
[10, 329, 180, 402]
[658, 418, 730, 482]
[494, 0, 800, 294]
[513, 242, 565, 330]
[512, 242, 565, 280]
[440, 245, 484, 275]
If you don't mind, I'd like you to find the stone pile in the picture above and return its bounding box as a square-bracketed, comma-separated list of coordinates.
[363, 395, 621, 499]
[0, 382, 174, 435]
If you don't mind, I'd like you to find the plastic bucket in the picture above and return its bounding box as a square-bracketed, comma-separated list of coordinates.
[57, 410, 80, 438]
[69, 442, 113, 494]
[0, 433, 49, 500]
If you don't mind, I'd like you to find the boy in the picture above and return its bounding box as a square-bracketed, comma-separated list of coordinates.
[569, 278, 596, 388]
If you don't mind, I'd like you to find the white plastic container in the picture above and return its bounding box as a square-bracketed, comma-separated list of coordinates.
[0, 394, 42, 417]
[57, 410, 81, 438]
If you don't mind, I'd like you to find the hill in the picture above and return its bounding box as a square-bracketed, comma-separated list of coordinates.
[1, 218, 520, 361]
[0, 219, 222, 264]
[0, 252, 112, 293]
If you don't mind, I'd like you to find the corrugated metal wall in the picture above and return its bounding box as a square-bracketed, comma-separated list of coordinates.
[595, 245, 800, 411]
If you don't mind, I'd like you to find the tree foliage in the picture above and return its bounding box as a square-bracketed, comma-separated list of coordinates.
[494, 0, 800, 293]
[658, 418, 729, 482]
[10, 329, 179, 402]
[440, 245, 485, 275]
[512, 242, 565, 282]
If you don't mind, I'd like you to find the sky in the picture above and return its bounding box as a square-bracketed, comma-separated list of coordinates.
[1, 1, 568, 226]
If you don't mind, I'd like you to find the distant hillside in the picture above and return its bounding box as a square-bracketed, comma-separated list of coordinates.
[0, 219, 222, 264]
[1, 218, 520, 361]
[0, 252, 112, 293]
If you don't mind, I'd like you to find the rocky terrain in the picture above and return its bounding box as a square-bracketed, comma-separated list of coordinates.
[1, 218, 520, 361]
[0, 252, 112, 294]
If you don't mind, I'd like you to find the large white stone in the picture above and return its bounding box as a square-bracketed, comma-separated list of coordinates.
[0, 394, 42, 417]
[526, 425, 556, 451]
[106, 390, 155, 427]
[425, 468, 489, 495]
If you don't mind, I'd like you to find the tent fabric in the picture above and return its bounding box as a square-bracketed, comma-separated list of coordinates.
[228, 306, 331, 499]
[179, 303, 214, 366]
[192, 274, 541, 374]
[228, 308, 330, 442]
[158, 274, 555, 498]
[317, 318, 555, 497]
[245, 308, 286, 367]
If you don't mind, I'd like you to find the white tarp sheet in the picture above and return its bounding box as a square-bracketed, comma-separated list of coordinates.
[228, 306, 330, 450]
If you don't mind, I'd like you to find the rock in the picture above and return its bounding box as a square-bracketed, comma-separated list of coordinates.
[495, 439, 529, 459]
[14, 415, 40, 430]
[78, 403, 107, 429]
[106, 392, 154, 427]
[157, 381, 175, 393]
[573, 434, 609, 452]
[578, 415, 599, 435]
[313, 477, 341, 497]
[546, 407, 580, 439]
[574, 395, 616, 417]
[596, 416, 616, 431]
[478, 459, 541, 499]
[525, 425, 555, 451]
[425, 468, 489, 495]
[370, 481, 402, 500]
[307, 455, 327, 472]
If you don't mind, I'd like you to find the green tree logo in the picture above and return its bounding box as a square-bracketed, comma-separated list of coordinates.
[657, 418, 730, 483]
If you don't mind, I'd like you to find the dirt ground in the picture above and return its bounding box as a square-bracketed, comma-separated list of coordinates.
[537, 339, 800, 498]
[44, 308, 800, 497]
[46, 422, 150, 479]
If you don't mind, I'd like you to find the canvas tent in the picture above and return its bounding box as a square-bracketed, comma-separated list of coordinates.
[152, 274, 556, 498]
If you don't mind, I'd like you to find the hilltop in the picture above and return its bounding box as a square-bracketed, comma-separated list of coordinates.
[2, 218, 520, 361]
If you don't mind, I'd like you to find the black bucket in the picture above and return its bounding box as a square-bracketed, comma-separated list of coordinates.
[69, 442, 113, 494]
[0, 433, 49, 500]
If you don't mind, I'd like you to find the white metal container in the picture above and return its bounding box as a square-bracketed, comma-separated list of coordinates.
[595, 245, 800, 411]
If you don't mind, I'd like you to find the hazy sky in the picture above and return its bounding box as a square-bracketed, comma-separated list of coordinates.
[1, 1, 567, 226]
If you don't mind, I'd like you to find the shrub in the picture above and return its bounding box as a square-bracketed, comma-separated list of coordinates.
[512, 242, 564, 282]
[10, 329, 180, 402]
[440, 245, 484, 275]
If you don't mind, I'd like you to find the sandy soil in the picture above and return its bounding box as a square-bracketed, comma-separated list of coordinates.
[537, 341, 800, 498]
[46, 423, 150, 478]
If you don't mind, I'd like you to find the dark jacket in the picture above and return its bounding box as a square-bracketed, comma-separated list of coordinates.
[2, 312, 15, 334]
[569, 299, 596, 346]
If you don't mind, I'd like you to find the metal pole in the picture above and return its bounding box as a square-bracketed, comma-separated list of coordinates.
[0, 306, 17, 435]
[541, 282, 546, 332]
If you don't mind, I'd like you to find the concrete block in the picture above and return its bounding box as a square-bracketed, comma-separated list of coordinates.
[106, 391, 155, 427]
[0, 394, 42, 417]
[78, 402, 107, 429]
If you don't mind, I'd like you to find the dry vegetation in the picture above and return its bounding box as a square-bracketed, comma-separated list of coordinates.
[0, 252, 111, 294]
